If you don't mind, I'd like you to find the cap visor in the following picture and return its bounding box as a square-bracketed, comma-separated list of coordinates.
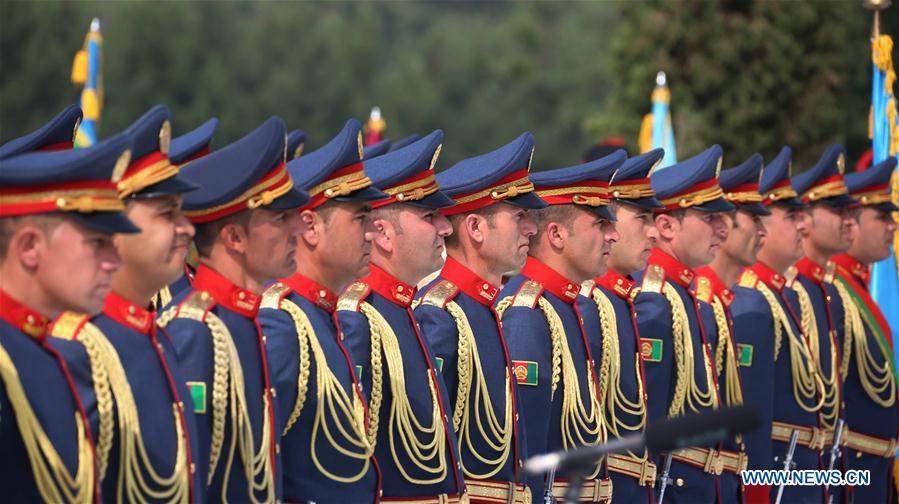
[586, 205, 617, 221]
[737, 202, 772, 216]
[872, 202, 899, 213]
[406, 190, 456, 210]
[767, 196, 808, 209]
[264, 186, 310, 211]
[72, 212, 141, 234]
[333, 186, 389, 203]
[132, 174, 200, 198]
[818, 194, 858, 207]
[693, 198, 737, 213]
[618, 196, 664, 210]
[506, 192, 548, 210]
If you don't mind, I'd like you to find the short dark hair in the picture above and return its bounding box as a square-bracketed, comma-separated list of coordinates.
[656, 208, 687, 222]
[371, 204, 406, 234]
[0, 214, 65, 261]
[531, 205, 578, 241]
[193, 209, 251, 258]
[444, 205, 501, 247]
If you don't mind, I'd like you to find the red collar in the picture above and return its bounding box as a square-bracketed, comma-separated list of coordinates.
[795, 257, 827, 284]
[0, 289, 48, 340]
[440, 256, 499, 307]
[648, 248, 695, 288]
[192, 264, 261, 317]
[520, 257, 580, 304]
[282, 272, 338, 313]
[362, 263, 416, 308]
[594, 270, 636, 300]
[831, 254, 870, 288]
[694, 266, 735, 307]
[103, 291, 153, 333]
[749, 261, 787, 292]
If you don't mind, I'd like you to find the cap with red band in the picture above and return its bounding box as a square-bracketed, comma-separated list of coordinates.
[169, 117, 218, 167]
[792, 144, 856, 207]
[718, 153, 770, 216]
[651, 144, 735, 213]
[0, 105, 82, 160]
[365, 130, 453, 210]
[844, 157, 898, 212]
[529, 150, 626, 221]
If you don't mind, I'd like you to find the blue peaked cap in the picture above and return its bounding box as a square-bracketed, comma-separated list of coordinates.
[181, 116, 309, 214]
[531, 150, 627, 221]
[363, 138, 392, 160]
[650, 145, 735, 213]
[792, 144, 856, 207]
[0, 133, 139, 234]
[719, 153, 770, 216]
[0, 105, 82, 159]
[611, 148, 664, 209]
[845, 157, 899, 212]
[169, 118, 218, 165]
[390, 134, 421, 152]
[365, 130, 454, 209]
[286, 129, 306, 162]
[759, 146, 806, 209]
[120, 105, 198, 197]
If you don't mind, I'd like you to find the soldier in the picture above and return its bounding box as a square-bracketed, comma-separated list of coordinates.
[497, 150, 625, 502]
[159, 116, 308, 502]
[286, 129, 305, 162]
[415, 133, 547, 504]
[0, 104, 82, 158]
[634, 145, 737, 503]
[48, 105, 204, 502]
[790, 145, 857, 503]
[336, 129, 467, 503]
[0, 131, 138, 502]
[258, 119, 387, 502]
[831, 157, 898, 502]
[582, 148, 664, 503]
[695, 153, 770, 502]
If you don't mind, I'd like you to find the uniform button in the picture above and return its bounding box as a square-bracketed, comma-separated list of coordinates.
[190, 463, 196, 474]
[676, 478, 684, 487]
[616, 279, 623, 285]
[397, 285, 404, 292]
[319, 290, 327, 298]
[238, 291, 246, 300]
[515, 413, 520, 422]
[200, 291, 210, 301]
[379, 489, 384, 497]
[262, 336, 267, 344]
[276, 443, 281, 454]
[856, 451, 863, 459]
[128, 306, 136, 314]
[157, 343, 165, 353]
[270, 387, 277, 397]
[178, 401, 184, 410]
[26, 315, 35, 324]
[826, 295, 831, 302]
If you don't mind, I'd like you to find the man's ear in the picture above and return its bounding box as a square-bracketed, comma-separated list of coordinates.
[299, 209, 320, 247]
[654, 213, 678, 241]
[545, 221, 567, 250]
[12, 226, 45, 270]
[372, 218, 394, 254]
[220, 222, 249, 254]
[463, 214, 486, 245]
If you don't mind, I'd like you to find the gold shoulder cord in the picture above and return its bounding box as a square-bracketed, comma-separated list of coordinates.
[791, 281, 839, 430]
[358, 302, 448, 485]
[496, 294, 604, 479]
[661, 282, 718, 417]
[755, 283, 824, 413]
[708, 297, 743, 408]
[0, 343, 95, 503]
[277, 298, 373, 483]
[166, 302, 274, 503]
[62, 323, 189, 502]
[832, 282, 895, 407]
[442, 301, 512, 480]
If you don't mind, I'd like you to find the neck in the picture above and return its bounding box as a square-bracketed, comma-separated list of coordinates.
[708, 253, 743, 288]
[802, 240, 831, 267]
[110, 266, 161, 307]
[446, 245, 502, 286]
[0, 262, 63, 318]
[295, 250, 346, 294]
[656, 241, 693, 270]
[845, 247, 871, 265]
[371, 252, 422, 286]
[531, 244, 582, 283]
[201, 246, 262, 292]
[756, 247, 791, 275]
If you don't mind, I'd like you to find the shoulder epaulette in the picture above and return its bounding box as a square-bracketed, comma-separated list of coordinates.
[824, 261, 836, 284]
[579, 280, 595, 297]
[784, 265, 798, 286]
[337, 282, 371, 312]
[694, 276, 713, 303]
[512, 280, 544, 309]
[176, 290, 216, 322]
[737, 269, 759, 289]
[261, 281, 292, 310]
[420, 279, 460, 310]
[640, 264, 665, 294]
[49, 311, 91, 340]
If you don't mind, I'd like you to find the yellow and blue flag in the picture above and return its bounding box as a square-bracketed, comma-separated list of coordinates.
[70, 18, 103, 147]
[638, 71, 678, 170]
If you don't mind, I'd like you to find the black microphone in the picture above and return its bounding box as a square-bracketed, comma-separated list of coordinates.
[524, 405, 761, 475]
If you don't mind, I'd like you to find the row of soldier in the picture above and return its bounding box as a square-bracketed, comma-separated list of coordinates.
[0, 104, 896, 504]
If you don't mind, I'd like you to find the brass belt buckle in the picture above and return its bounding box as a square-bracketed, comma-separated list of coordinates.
[704, 449, 724, 475]
[640, 458, 658, 486]
[594, 478, 613, 502]
[809, 427, 826, 451]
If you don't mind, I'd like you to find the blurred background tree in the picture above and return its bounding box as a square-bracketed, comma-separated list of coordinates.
[1, 0, 895, 170]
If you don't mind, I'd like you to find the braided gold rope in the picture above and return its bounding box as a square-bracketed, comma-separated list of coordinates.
[279, 303, 311, 437]
[792, 281, 840, 430]
[0, 344, 95, 503]
[67, 324, 114, 479]
[495, 296, 562, 395]
[661, 283, 717, 416]
[709, 297, 743, 408]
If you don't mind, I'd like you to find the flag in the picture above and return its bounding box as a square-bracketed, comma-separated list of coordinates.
[71, 18, 103, 147]
[364, 106, 386, 146]
[638, 71, 678, 170]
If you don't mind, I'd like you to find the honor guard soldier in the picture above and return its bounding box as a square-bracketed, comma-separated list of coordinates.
[635, 145, 735, 504]
[159, 116, 308, 502]
[831, 157, 898, 502]
[258, 119, 387, 502]
[416, 133, 547, 504]
[286, 129, 306, 162]
[0, 104, 82, 158]
[582, 148, 664, 503]
[152, 116, 219, 310]
[337, 131, 468, 503]
[0, 132, 139, 502]
[695, 154, 770, 502]
[48, 105, 204, 502]
[790, 144, 856, 502]
[497, 149, 625, 502]
[733, 147, 821, 503]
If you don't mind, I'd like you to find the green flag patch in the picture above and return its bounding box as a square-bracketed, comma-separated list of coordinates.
[512, 360, 538, 386]
[187, 381, 206, 414]
[435, 356, 445, 373]
[641, 338, 663, 362]
[355, 365, 363, 381]
[737, 344, 753, 367]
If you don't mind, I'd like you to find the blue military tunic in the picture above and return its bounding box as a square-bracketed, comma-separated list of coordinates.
[259, 273, 381, 503]
[0, 289, 99, 503]
[581, 271, 656, 503]
[163, 264, 280, 503]
[415, 256, 530, 503]
[634, 249, 723, 504]
[831, 253, 898, 503]
[337, 264, 465, 500]
[498, 257, 611, 502]
[50, 291, 204, 502]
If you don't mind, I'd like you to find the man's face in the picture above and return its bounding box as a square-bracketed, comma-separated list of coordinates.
[849, 207, 897, 263]
[316, 201, 376, 283]
[802, 204, 855, 256]
[244, 208, 303, 282]
[760, 205, 807, 266]
[115, 195, 195, 288]
[667, 209, 728, 269]
[479, 204, 537, 274]
[721, 210, 767, 267]
[564, 207, 619, 281]
[39, 219, 122, 314]
[607, 203, 659, 275]
[389, 205, 453, 283]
